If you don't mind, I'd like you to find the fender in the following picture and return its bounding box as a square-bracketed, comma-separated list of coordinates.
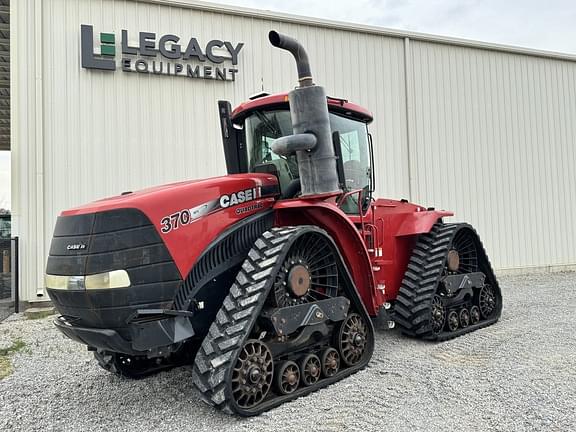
[395, 210, 453, 237]
[273, 199, 378, 315]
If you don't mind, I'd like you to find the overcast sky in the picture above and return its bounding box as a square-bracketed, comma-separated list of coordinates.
[0, 0, 573, 210]
[224, 0, 576, 54]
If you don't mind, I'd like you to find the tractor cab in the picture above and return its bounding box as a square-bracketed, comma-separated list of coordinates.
[219, 93, 374, 213]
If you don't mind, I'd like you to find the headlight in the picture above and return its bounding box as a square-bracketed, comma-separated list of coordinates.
[45, 270, 131, 290]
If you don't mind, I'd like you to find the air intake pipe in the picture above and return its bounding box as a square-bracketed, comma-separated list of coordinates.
[268, 30, 341, 197]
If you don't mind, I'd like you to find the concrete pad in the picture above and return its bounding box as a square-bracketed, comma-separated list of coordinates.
[24, 306, 56, 320]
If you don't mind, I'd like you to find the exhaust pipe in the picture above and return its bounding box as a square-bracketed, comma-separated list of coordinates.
[269, 30, 341, 197]
[268, 31, 313, 87]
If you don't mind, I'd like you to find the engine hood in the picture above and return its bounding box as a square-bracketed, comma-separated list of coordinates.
[63, 174, 279, 216]
[56, 173, 279, 278]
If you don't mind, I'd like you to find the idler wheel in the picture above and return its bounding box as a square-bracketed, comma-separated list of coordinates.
[230, 339, 273, 408]
[287, 264, 311, 297]
[470, 305, 481, 324]
[300, 354, 322, 386]
[338, 313, 369, 366]
[447, 310, 459, 332]
[275, 360, 300, 395]
[431, 295, 446, 334]
[480, 284, 497, 318]
[321, 348, 340, 378]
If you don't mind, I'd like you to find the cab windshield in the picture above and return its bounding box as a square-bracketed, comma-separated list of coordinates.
[244, 109, 371, 212]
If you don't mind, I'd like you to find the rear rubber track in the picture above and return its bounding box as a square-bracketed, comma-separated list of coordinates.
[395, 222, 501, 341]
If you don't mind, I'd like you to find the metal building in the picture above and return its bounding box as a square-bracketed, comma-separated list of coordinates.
[9, 0, 576, 304]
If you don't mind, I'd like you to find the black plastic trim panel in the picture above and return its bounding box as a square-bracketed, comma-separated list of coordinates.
[174, 210, 275, 311]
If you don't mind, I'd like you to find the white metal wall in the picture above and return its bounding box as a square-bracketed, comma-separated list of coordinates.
[407, 40, 576, 270]
[11, 0, 576, 302]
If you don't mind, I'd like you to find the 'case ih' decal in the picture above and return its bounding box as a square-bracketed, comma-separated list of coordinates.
[219, 187, 261, 208]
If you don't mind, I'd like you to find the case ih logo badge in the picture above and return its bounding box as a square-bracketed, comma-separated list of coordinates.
[66, 243, 87, 251]
[80, 24, 243, 81]
[219, 188, 261, 209]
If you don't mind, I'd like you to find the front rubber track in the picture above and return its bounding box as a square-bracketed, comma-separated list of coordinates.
[394, 222, 502, 341]
[191, 226, 374, 416]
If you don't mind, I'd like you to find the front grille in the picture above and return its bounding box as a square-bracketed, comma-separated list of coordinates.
[46, 208, 181, 286]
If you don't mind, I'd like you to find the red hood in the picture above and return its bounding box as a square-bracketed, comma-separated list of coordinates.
[60, 173, 280, 278]
[62, 174, 277, 216]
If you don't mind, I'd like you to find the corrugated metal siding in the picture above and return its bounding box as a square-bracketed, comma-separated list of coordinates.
[408, 40, 576, 269]
[12, 0, 576, 301]
[41, 0, 409, 222]
[11, 0, 46, 301]
[31, 0, 409, 301]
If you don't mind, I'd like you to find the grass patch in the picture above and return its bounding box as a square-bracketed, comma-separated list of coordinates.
[0, 356, 12, 380]
[0, 338, 26, 380]
[0, 339, 26, 356]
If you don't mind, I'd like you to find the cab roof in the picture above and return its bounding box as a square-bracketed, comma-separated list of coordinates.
[231, 92, 373, 124]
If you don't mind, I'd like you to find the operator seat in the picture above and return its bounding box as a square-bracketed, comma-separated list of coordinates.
[343, 160, 365, 190]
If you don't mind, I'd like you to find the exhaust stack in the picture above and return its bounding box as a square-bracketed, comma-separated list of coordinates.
[269, 31, 341, 197]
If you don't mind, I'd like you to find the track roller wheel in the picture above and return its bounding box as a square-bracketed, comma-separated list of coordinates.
[447, 311, 459, 332]
[470, 306, 481, 324]
[300, 354, 321, 386]
[230, 340, 274, 409]
[338, 313, 369, 366]
[459, 308, 470, 328]
[321, 348, 340, 378]
[275, 361, 300, 395]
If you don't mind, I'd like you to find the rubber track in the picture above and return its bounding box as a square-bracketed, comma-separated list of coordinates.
[395, 223, 501, 341]
[191, 226, 373, 416]
[191, 226, 298, 414]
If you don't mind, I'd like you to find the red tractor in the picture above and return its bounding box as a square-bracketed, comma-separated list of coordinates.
[45, 31, 502, 416]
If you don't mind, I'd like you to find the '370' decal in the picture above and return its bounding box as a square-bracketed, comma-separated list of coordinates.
[160, 200, 218, 233]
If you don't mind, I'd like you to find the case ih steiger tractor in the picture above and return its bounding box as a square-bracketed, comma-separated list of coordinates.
[45, 31, 502, 416]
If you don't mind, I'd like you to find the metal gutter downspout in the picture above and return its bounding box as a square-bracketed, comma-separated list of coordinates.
[403, 37, 414, 201]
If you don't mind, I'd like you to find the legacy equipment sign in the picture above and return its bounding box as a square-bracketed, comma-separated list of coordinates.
[80, 24, 244, 82]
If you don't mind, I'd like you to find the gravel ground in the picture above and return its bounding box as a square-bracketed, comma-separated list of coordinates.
[0, 272, 575, 432]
